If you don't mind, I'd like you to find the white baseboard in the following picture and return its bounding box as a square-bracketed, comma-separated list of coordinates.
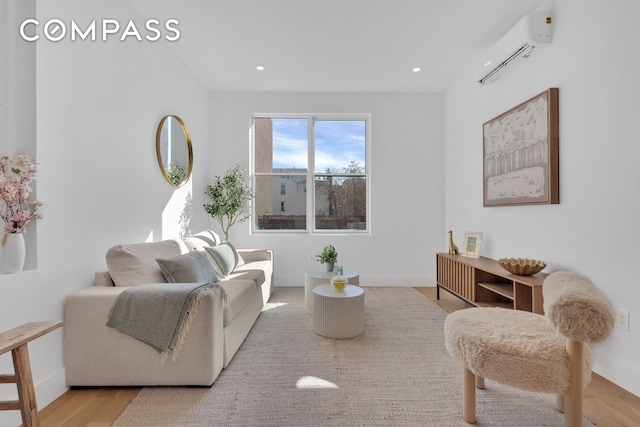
[593, 354, 640, 397]
[36, 367, 68, 409]
[0, 367, 67, 427]
[276, 275, 436, 287]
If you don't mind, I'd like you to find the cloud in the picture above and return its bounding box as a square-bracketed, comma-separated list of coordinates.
[271, 118, 366, 171]
[314, 148, 365, 172]
[272, 118, 308, 169]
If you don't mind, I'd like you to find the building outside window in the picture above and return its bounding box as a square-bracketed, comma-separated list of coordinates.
[253, 115, 369, 233]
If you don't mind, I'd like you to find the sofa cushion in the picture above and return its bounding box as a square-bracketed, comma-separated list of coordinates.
[204, 242, 243, 277]
[156, 251, 218, 283]
[223, 262, 270, 288]
[217, 280, 258, 326]
[106, 239, 183, 286]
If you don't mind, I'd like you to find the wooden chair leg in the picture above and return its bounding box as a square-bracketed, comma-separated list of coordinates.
[12, 344, 40, 427]
[555, 393, 565, 413]
[475, 375, 485, 389]
[565, 339, 583, 427]
[463, 368, 476, 423]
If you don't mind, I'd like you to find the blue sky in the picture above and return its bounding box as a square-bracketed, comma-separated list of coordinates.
[272, 118, 366, 173]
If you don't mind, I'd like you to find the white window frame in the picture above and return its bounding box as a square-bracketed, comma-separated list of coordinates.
[251, 113, 371, 235]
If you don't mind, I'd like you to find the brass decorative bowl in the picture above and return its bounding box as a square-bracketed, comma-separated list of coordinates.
[498, 258, 546, 276]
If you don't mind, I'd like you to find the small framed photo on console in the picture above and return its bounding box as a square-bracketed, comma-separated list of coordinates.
[462, 232, 483, 258]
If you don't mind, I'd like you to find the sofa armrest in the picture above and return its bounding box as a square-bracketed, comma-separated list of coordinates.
[65, 285, 225, 386]
[237, 248, 273, 264]
[95, 271, 114, 287]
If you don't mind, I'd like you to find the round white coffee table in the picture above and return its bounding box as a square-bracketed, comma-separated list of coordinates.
[312, 284, 365, 339]
[305, 267, 360, 314]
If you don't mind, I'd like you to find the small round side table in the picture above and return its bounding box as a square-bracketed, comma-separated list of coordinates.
[312, 284, 365, 339]
[305, 267, 359, 314]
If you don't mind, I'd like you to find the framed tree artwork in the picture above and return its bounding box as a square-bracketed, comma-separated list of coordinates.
[483, 88, 559, 207]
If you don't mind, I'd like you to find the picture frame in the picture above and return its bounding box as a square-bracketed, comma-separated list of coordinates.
[462, 231, 483, 258]
[483, 88, 559, 207]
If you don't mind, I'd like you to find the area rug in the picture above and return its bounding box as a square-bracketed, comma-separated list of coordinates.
[113, 287, 594, 426]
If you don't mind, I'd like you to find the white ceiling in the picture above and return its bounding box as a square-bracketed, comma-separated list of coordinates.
[132, 0, 545, 92]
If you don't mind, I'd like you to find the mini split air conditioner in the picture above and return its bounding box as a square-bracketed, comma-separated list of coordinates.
[478, 11, 553, 85]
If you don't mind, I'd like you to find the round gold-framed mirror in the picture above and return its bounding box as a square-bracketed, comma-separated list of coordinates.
[156, 115, 193, 187]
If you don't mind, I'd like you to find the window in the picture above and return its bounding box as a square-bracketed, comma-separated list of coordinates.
[253, 115, 369, 233]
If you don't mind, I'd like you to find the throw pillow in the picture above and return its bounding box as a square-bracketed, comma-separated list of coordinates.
[204, 242, 240, 277]
[106, 239, 183, 286]
[228, 241, 245, 268]
[156, 250, 218, 283]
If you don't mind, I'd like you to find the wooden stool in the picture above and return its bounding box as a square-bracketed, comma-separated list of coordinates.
[0, 321, 63, 427]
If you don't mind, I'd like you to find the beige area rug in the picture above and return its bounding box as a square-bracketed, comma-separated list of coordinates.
[114, 287, 595, 427]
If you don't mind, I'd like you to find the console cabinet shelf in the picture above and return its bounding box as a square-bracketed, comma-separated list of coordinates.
[436, 253, 547, 314]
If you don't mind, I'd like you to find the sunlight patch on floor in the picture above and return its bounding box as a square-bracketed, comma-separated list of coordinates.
[296, 376, 339, 389]
[262, 302, 287, 311]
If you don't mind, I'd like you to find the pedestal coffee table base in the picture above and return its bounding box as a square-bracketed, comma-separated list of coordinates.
[312, 284, 364, 339]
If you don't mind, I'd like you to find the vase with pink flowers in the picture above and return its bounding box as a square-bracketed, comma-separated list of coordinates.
[0, 154, 43, 273]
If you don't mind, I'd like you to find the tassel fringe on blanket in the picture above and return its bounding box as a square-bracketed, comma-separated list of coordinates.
[163, 285, 218, 363]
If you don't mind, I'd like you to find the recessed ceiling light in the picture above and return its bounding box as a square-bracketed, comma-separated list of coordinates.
[412, 67, 422, 72]
[256, 65, 265, 71]
[483, 61, 492, 67]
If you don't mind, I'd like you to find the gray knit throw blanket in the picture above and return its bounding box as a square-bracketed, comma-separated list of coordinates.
[106, 282, 218, 361]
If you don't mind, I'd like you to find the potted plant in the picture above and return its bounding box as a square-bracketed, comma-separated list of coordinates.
[0, 154, 43, 273]
[316, 245, 338, 271]
[203, 165, 254, 241]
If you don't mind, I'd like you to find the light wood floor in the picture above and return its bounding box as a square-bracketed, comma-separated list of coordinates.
[33, 287, 640, 427]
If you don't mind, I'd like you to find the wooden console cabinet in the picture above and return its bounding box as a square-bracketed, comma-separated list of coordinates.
[436, 253, 547, 314]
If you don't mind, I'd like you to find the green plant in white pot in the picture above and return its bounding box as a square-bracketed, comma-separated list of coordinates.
[316, 245, 338, 271]
[203, 165, 254, 241]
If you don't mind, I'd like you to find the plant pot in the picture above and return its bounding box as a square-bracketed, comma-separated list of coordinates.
[0, 233, 26, 274]
[325, 262, 334, 272]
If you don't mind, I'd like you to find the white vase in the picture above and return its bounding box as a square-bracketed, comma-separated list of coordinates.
[0, 233, 26, 274]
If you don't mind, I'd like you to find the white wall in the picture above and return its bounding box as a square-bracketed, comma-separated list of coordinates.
[445, 0, 640, 395]
[0, 0, 211, 424]
[208, 92, 445, 287]
[2, 0, 38, 269]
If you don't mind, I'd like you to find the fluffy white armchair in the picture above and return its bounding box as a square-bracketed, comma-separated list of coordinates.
[444, 271, 614, 426]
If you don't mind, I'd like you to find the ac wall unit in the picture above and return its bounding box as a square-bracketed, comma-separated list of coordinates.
[478, 11, 553, 85]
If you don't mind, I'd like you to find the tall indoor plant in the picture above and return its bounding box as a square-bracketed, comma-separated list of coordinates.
[0, 154, 43, 273]
[203, 165, 254, 241]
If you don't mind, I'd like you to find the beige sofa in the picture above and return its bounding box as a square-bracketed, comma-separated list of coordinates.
[64, 230, 273, 387]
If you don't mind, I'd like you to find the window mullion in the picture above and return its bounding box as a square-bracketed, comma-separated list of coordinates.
[308, 116, 315, 233]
